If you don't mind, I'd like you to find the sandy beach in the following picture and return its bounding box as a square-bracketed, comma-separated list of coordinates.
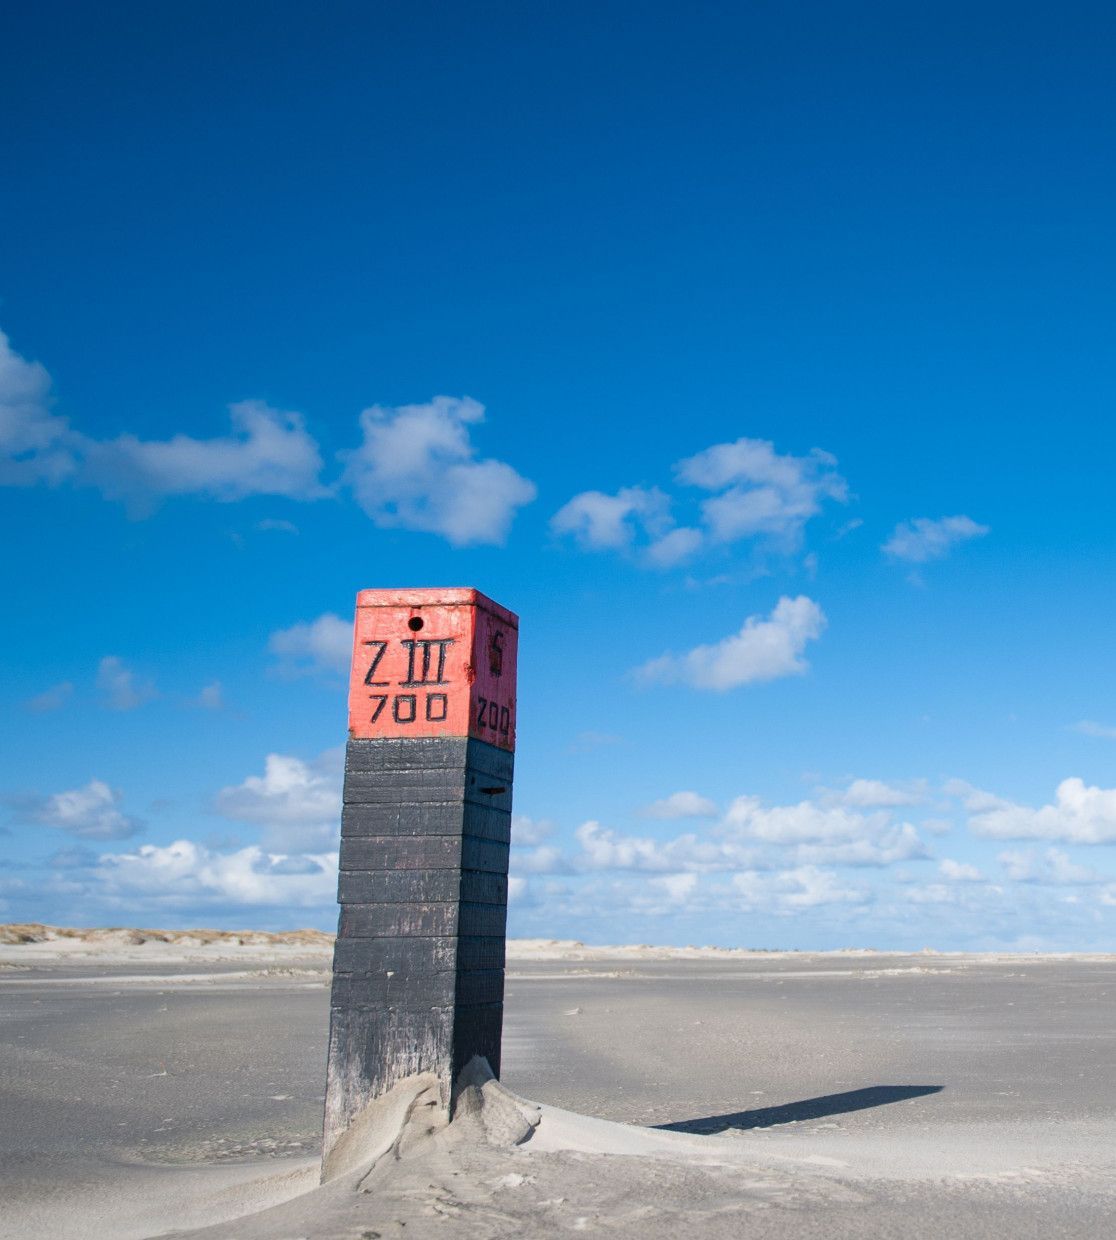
[2, 927, 1115, 1238]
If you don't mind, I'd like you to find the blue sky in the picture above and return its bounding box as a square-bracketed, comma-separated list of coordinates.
[3, 2, 1116, 949]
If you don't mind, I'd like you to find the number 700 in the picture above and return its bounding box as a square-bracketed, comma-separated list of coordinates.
[367, 692, 448, 724]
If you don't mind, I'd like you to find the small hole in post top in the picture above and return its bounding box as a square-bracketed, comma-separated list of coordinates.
[408, 616, 424, 631]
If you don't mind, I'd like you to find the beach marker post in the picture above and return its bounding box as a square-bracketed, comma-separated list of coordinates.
[322, 588, 517, 1159]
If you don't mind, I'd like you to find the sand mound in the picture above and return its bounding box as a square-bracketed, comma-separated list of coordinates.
[167, 1062, 864, 1240]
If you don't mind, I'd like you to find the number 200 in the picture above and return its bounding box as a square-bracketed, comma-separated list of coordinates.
[476, 696, 511, 737]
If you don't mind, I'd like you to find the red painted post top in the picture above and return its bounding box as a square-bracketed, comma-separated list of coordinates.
[347, 588, 518, 751]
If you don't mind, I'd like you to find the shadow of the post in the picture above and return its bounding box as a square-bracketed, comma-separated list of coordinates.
[656, 1085, 944, 1134]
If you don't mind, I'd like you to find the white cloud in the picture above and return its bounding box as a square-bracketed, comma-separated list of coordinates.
[723, 794, 927, 866]
[552, 436, 846, 567]
[939, 858, 984, 882]
[194, 681, 224, 710]
[509, 845, 569, 874]
[569, 784, 928, 878]
[644, 526, 703, 568]
[998, 848, 1102, 885]
[650, 872, 698, 904]
[573, 820, 758, 873]
[903, 882, 957, 905]
[550, 487, 701, 568]
[574, 820, 680, 871]
[1072, 721, 1116, 740]
[0, 329, 74, 485]
[2, 329, 539, 548]
[792, 825, 926, 867]
[943, 779, 1007, 814]
[0, 326, 322, 509]
[836, 778, 926, 808]
[958, 777, 1116, 844]
[268, 613, 352, 677]
[80, 400, 328, 510]
[1, 333, 325, 504]
[636, 595, 826, 691]
[342, 396, 536, 546]
[96, 656, 157, 711]
[214, 750, 342, 851]
[676, 437, 847, 549]
[95, 839, 336, 908]
[544, 873, 703, 918]
[23, 779, 143, 840]
[511, 815, 554, 846]
[551, 486, 671, 551]
[732, 865, 866, 910]
[24, 682, 74, 713]
[641, 791, 718, 819]
[882, 515, 988, 564]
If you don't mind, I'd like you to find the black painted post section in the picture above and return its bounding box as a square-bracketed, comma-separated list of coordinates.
[323, 589, 517, 1160]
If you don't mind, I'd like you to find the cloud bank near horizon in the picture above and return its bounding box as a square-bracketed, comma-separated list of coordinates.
[8, 762, 1116, 950]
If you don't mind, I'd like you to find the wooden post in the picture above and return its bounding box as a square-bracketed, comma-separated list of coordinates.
[322, 587, 518, 1160]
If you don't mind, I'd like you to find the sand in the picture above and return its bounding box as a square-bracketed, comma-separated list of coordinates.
[2, 928, 1116, 1238]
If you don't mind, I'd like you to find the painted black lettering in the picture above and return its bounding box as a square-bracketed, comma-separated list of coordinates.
[426, 693, 448, 722]
[368, 694, 388, 722]
[393, 694, 417, 723]
[400, 639, 454, 686]
[476, 697, 487, 728]
[499, 705, 510, 736]
[362, 640, 389, 686]
[489, 630, 505, 676]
